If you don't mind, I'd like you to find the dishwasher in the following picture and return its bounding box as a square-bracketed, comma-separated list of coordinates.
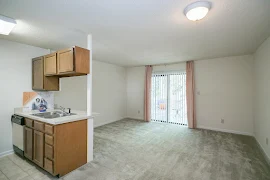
[11, 115, 25, 157]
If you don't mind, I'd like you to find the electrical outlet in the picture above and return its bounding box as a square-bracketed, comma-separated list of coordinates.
[221, 119, 225, 124]
[138, 110, 140, 114]
[266, 138, 269, 145]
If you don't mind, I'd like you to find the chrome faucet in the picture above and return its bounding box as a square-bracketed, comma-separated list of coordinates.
[59, 106, 71, 115]
[59, 106, 65, 115]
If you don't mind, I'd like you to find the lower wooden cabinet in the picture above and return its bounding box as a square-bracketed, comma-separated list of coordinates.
[45, 124, 54, 135]
[25, 118, 33, 128]
[24, 127, 33, 160]
[44, 158, 54, 174]
[45, 134, 54, 146]
[24, 119, 87, 177]
[33, 130, 44, 167]
[45, 143, 54, 160]
[34, 121, 45, 132]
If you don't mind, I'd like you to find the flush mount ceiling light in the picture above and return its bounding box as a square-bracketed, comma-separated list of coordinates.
[0, 15, 17, 35]
[184, 1, 211, 21]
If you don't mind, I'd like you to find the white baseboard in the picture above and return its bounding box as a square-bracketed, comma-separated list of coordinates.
[0, 150, 14, 158]
[94, 117, 145, 128]
[197, 125, 254, 136]
[94, 121, 113, 128]
[126, 117, 144, 121]
[254, 137, 270, 166]
[94, 118, 128, 128]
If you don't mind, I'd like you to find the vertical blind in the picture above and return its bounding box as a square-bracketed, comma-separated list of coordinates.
[151, 72, 187, 126]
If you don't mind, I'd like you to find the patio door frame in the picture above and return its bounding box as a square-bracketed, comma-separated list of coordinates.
[151, 71, 187, 126]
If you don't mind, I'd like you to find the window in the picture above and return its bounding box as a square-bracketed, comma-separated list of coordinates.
[151, 72, 187, 126]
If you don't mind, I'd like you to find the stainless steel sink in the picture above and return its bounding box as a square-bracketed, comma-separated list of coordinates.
[31, 111, 76, 119]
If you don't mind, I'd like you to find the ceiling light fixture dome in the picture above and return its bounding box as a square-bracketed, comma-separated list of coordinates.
[184, 1, 211, 21]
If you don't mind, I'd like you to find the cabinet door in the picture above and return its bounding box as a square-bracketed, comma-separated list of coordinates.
[74, 46, 90, 74]
[32, 57, 44, 90]
[45, 143, 54, 160]
[24, 127, 33, 160]
[57, 48, 74, 74]
[33, 130, 44, 167]
[44, 53, 57, 75]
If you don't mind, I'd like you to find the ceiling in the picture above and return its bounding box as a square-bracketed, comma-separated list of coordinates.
[0, 0, 270, 67]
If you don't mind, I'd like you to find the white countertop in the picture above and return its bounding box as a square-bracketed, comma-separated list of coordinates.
[14, 108, 99, 125]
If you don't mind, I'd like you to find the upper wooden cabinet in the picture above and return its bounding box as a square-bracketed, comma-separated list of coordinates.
[57, 48, 74, 74]
[32, 46, 89, 91]
[32, 57, 44, 90]
[32, 57, 59, 91]
[44, 53, 57, 75]
[57, 46, 90, 76]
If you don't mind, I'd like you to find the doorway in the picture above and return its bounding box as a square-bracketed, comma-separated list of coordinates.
[151, 72, 187, 126]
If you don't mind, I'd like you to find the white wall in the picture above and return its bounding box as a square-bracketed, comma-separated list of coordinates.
[126, 67, 145, 120]
[254, 36, 270, 160]
[153, 63, 186, 72]
[54, 76, 87, 111]
[126, 56, 254, 135]
[92, 61, 127, 127]
[195, 55, 254, 135]
[55, 60, 127, 127]
[0, 39, 48, 156]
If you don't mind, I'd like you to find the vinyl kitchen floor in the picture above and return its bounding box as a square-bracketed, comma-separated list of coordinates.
[1, 119, 270, 180]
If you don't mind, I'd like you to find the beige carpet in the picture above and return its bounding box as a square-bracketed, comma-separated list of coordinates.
[84, 119, 270, 180]
[0, 119, 269, 180]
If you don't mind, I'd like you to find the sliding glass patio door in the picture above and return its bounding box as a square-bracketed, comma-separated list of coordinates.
[151, 72, 187, 126]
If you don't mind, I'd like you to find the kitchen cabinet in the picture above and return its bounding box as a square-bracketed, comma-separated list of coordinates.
[44, 158, 54, 174]
[45, 134, 54, 146]
[24, 119, 87, 177]
[57, 48, 73, 74]
[24, 127, 33, 160]
[45, 124, 54, 135]
[44, 53, 57, 75]
[32, 56, 59, 91]
[45, 143, 54, 160]
[33, 130, 44, 167]
[57, 46, 90, 76]
[32, 57, 44, 90]
[32, 46, 89, 90]
[25, 118, 33, 128]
